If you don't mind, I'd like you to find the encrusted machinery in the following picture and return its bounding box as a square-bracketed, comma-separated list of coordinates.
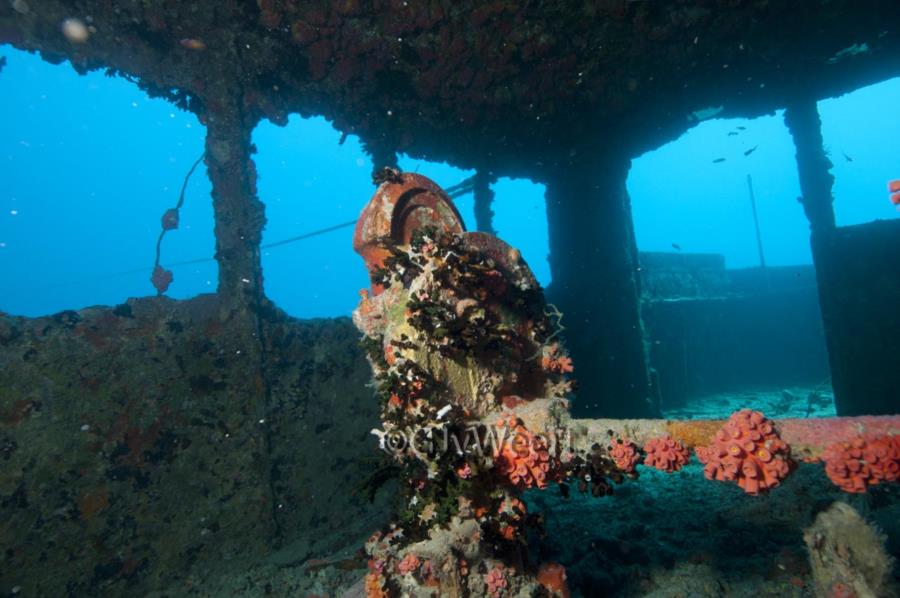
[351, 171, 900, 597]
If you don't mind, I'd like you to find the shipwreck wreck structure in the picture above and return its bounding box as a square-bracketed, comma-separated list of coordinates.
[349, 171, 899, 597]
[1, 2, 900, 596]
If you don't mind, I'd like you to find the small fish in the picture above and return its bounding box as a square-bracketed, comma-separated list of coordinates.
[743, 145, 758, 156]
[727, 131, 738, 137]
[671, 243, 681, 251]
[737, 126, 746, 130]
[0, 56, 6, 74]
[713, 158, 726, 163]
[890, 179, 900, 207]
[842, 152, 853, 162]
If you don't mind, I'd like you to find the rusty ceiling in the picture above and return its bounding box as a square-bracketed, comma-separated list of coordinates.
[2, 1, 899, 176]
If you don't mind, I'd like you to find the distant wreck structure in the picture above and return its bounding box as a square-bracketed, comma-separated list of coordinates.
[2, 2, 900, 595]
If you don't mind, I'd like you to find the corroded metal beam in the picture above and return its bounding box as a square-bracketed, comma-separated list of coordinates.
[569, 415, 900, 461]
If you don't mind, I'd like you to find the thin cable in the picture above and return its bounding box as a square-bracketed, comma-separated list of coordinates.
[29, 178, 476, 292]
[262, 219, 357, 249]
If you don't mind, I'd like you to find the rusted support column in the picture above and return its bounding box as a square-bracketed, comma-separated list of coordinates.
[473, 169, 496, 234]
[542, 152, 657, 419]
[784, 101, 836, 235]
[204, 101, 266, 306]
[361, 135, 398, 177]
[784, 101, 859, 414]
[203, 97, 285, 541]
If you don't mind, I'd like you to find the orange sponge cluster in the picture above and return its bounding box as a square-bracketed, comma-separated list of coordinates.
[821, 434, 900, 493]
[695, 409, 792, 495]
[643, 435, 690, 472]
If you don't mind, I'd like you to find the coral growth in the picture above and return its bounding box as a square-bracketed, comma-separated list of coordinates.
[496, 497, 527, 541]
[150, 265, 173, 295]
[643, 435, 690, 473]
[566, 443, 627, 497]
[397, 553, 421, 576]
[485, 564, 508, 597]
[364, 570, 388, 598]
[537, 562, 570, 598]
[821, 434, 900, 493]
[161, 208, 179, 231]
[493, 413, 557, 489]
[695, 409, 792, 495]
[804, 502, 897, 598]
[541, 343, 574, 374]
[608, 439, 640, 474]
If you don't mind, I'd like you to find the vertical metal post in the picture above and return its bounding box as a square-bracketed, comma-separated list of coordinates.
[746, 174, 767, 270]
[472, 170, 496, 235]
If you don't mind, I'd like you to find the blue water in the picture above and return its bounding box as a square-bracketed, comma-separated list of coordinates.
[2, 45, 898, 318]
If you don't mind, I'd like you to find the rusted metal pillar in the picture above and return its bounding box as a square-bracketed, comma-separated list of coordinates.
[473, 169, 496, 234]
[361, 136, 399, 177]
[783, 101, 848, 413]
[202, 97, 284, 541]
[542, 152, 657, 419]
[203, 101, 266, 306]
[784, 101, 836, 235]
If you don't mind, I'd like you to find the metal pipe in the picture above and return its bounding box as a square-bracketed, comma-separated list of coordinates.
[569, 414, 900, 461]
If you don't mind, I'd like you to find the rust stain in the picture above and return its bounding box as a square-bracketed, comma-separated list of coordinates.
[1, 399, 35, 426]
[78, 486, 110, 521]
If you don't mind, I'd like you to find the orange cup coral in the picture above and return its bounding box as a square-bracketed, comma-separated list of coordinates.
[608, 439, 640, 474]
[643, 435, 690, 473]
[485, 564, 508, 597]
[821, 434, 900, 493]
[695, 409, 792, 495]
[494, 414, 556, 489]
[397, 553, 421, 576]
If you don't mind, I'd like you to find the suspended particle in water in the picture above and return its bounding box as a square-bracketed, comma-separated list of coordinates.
[180, 38, 207, 51]
[62, 18, 90, 43]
